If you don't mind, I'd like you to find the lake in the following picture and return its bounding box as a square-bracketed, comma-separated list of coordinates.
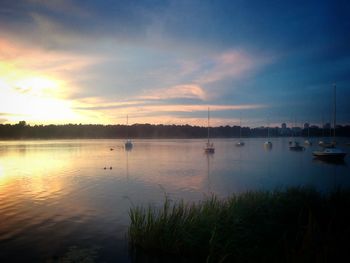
[0, 138, 349, 262]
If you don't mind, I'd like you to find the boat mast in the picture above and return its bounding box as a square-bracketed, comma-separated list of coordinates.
[333, 84, 336, 139]
[267, 120, 269, 138]
[321, 115, 324, 137]
[207, 107, 210, 144]
[239, 112, 242, 139]
[126, 115, 129, 139]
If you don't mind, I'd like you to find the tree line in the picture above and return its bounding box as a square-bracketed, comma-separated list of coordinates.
[0, 121, 350, 139]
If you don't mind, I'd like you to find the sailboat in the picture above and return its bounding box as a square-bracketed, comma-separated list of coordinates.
[304, 121, 312, 146]
[289, 119, 304, 151]
[125, 115, 133, 150]
[236, 114, 245, 147]
[313, 84, 347, 160]
[304, 126, 312, 146]
[318, 113, 335, 148]
[204, 107, 215, 154]
[264, 120, 272, 148]
[318, 140, 335, 148]
[289, 141, 305, 151]
[318, 115, 327, 147]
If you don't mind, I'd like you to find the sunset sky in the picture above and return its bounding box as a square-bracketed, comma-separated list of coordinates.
[1, 0, 349, 127]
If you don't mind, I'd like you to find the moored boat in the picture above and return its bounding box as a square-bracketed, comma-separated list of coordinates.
[204, 108, 215, 154]
[313, 148, 346, 160]
[313, 84, 346, 161]
[304, 139, 312, 146]
[236, 141, 245, 147]
[263, 120, 272, 148]
[289, 141, 305, 151]
[125, 115, 133, 150]
[235, 114, 245, 147]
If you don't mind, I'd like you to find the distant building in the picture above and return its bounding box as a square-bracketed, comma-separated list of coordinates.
[280, 123, 287, 135]
[304, 123, 309, 129]
[292, 127, 302, 136]
[323, 123, 331, 129]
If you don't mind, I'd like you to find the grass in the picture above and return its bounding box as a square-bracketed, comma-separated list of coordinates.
[128, 188, 350, 262]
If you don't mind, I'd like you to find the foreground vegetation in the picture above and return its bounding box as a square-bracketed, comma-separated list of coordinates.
[129, 188, 350, 262]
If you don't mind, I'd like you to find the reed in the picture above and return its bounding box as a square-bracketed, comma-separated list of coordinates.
[128, 188, 350, 262]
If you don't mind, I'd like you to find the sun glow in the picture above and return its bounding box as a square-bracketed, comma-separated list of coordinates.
[0, 164, 4, 178]
[0, 76, 80, 124]
[0, 38, 104, 124]
[15, 77, 59, 96]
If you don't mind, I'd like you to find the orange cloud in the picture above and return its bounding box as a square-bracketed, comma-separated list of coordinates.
[74, 100, 266, 125]
[0, 37, 106, 124]
[0, 38, 100, 98]
[124, 104, 265, 113]
[141, 84, 206, 100]
[197, 50, 254, 84]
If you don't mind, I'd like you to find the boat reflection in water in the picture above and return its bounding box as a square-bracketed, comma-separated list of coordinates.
[125, 139, 133, 151]
[289, 141, 305, 151]
[312, 155, 346, 166]
[264, 141, 272, 150]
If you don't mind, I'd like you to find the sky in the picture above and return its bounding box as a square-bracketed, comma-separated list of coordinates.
[0, 0, 349, 127]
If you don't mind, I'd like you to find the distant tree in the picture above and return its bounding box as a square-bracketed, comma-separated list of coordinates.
[17, 121, 27, 127]
[0, 122, 349, 139]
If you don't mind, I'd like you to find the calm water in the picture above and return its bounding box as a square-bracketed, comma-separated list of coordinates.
[0, 138, 349, 262]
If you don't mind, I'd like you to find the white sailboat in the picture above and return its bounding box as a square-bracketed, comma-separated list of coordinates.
[236, 114, 245, 147]
[313, 84, 346, 160]
[289, 118, 304, 151]
[125, 115, 133, 150]
[264, 120, 272, 148]
[318, 113, 335, 148]
[304, 121, 312, 146]
[204, 107, 215, 154]
[318, 115, 328, 147]
[304, 139, 312, 146]
[289, 141, 305, 151]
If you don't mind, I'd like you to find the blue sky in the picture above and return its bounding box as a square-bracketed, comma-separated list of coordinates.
[0, 0, 349, 127]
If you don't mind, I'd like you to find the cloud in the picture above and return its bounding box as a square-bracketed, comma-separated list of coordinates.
[196, 50, 256, 84]
[0, 38, 102, 99]
[74, 98, 149, 111]
[75, 96, 265, 113]
[136, 104, 265, 113]
[141, 84, 206, 101]
[28, 12, 93, 50]
[28, 0, 89, 16]
[73, 95, 267, 125]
